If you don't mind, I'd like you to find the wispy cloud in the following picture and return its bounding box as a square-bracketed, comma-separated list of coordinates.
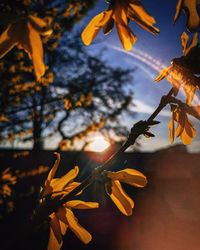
[130, 99, 171, 117]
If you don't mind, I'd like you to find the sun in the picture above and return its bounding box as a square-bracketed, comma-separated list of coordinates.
[87, 135, 110, 152]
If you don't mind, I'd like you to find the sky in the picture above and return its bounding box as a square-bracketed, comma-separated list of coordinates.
[72, 0, 200, 152]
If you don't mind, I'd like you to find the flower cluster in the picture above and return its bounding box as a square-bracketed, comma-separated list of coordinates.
[39, 152, 147, 249]
[174, 0, 200, 31]
[169, 104, 196, 145]
[0, 15, 52, 79]
[104, 168, 147, 216]
[41, 153, 99, 250]
[155, 32, 199, 106]
[81, 0, 159, 51]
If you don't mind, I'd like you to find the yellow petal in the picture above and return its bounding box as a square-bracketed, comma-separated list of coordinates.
[129, 1, 156, 26]
[65, 208, 92, 244]
[107, 169, 147, 188]
[180, 128, 193, 144]
[56, 207, 68, 235]
[114, 3, 137, 50]
[128, 1, 159, 34]
[184, 32, 198, 56]
[183, 0, 199, 31]
[154, 66, 171, 82]
[174, 0, 183, 23]
[116, 22, 137, 50]
[81, 12, 105, 46]
[26, 21, 45, 79]
[54, 166, 79, 191]
[175, 110, 184, 137]
[98, 9, 113, 27]
[47, 152, 61, 181]
[183, 81, 196, 105]
[169, 117, 175, 144]
[109, 180, 134, 216]
[65, 200, 99, 209]
[28, 15, 53, 36]
[48, 213, 63, 250]
[128, 9, 159, 34]
[184, 117, 197, 138]
[103, 17, 114, 35]
[181, 32, 189, 55]
[0, 24, 18, 58]
[64, 181, 81, 195]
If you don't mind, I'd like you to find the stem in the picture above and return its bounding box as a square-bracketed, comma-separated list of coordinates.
[147, 87, 174, 122]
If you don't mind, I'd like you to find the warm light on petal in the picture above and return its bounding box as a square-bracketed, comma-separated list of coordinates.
[48, 213, 63, 250]
[65, 200, 99, 209]
[107, 169, 147, 188]
[26, 22, 45, 79]
[53, 166, 79, 191]
[66, 208, 92, 244]
[47, 153, 61, 181]
[110, 180, 134, 216]
[81, 0, 159, 50]
[81, 12, 105, 46]
[0, 24, 18, 58]
[154, 66, 171, 82]
[28, 15, 53, 36]
[174, 0, 200, 31]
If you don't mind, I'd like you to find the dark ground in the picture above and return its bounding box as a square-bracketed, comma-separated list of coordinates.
[0, 145, 200, 250]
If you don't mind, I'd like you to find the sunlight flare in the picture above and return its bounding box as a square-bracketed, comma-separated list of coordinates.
[87, 135, 110, 152]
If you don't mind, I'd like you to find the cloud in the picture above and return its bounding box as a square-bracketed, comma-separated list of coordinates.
[130, 99, 171, 117]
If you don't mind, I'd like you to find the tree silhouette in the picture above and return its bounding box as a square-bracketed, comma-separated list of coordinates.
[0, 2, 134, 150]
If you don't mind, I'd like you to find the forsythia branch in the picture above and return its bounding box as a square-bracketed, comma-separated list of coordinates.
[32, 87, 174, 226]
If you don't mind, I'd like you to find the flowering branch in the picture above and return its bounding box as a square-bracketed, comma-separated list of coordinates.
[32, 87, 174, 226]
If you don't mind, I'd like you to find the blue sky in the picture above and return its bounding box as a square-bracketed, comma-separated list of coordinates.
[73, 0, 200, 152]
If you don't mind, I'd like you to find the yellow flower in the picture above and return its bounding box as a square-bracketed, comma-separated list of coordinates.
[81, 0, 159, 51]
[174, 0, 200, 31]
[105, 168, 147, 216]
[155, 32, 199, 105]
[0, 15, 52, 79]
[42, 153, 99, 250]
[169, 105, 196, 145]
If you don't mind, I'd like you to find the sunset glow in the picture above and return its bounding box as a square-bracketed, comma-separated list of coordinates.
[87, 136, 110, 152]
